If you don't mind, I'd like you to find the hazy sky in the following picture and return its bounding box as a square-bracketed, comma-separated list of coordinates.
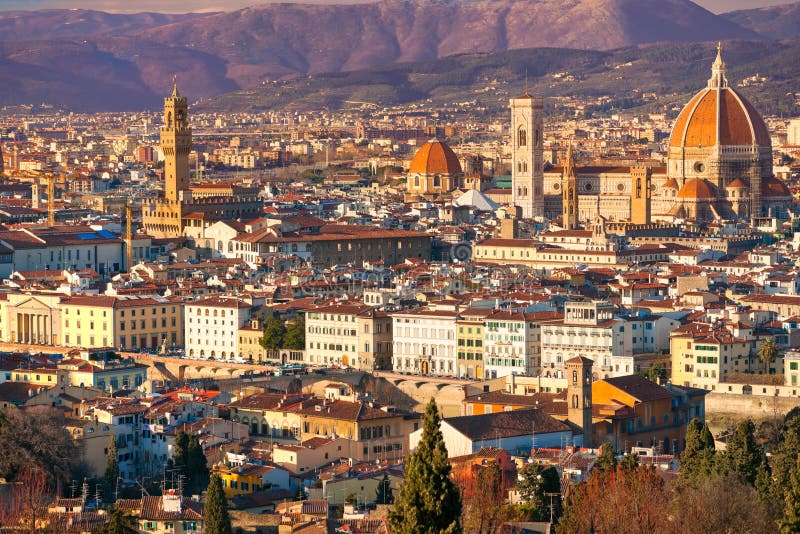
[0, 0, 796, 15]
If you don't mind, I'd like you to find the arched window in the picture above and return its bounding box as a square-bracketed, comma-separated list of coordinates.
[433, 175, 441, 188]
[518, 127, 527, 147]
[572, 394, 579, 409]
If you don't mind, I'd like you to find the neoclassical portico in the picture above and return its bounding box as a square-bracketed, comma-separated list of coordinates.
[15, 312, 51, 344]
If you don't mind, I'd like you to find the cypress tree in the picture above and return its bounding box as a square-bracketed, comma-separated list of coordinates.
[174, 431, 190, 468]
[717, 419, 768, 487]
[203, 475, 232, 534]
[680, 418, 716, 486]
[596, 443, 616, 474]
[375, 472, 393, 505]
[187, 435, 209, 494]
[388, 400, 461, 534]
[103, 435, 120, 501]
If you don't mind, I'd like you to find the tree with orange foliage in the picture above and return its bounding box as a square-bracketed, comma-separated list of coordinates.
[0, 467, 54, 534]
[557, 464, 670, 534]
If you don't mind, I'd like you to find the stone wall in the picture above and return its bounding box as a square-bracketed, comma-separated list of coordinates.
[705, 391, 800, 418]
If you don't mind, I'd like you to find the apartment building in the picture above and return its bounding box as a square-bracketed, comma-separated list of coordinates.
[184, 296, 252, 359]
[304, 304, 392, 370]
[456, 310, 489, 380]
[61, 295, 183, 351]
[541, 301, 676, 378]
[392, 305, 459, 376]
[483, 309, 561, 379]
[670, 322, 760, 390]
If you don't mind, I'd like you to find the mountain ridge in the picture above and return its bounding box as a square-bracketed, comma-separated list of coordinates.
[0, 0, 764, 111]
[198, 39, 800, 118]
[722, 1, 800, 38]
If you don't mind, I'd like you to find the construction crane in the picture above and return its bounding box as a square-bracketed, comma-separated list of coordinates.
[46, 174, 55, 227]
[125, 200, 133, 271]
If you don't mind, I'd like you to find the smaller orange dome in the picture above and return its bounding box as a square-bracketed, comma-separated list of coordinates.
[409, 140, 462, 175]
[677, 178, 716, 200]
[662, 177, 679, 189]
[726, 178, 748, 189]
[762, 176, 791, 198]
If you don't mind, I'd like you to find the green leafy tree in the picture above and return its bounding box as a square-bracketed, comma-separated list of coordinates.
[596, 443, 616, 474]
[283, 318, 305, 350]
[758, 337, 780, 374]
[717, 419, 768, 487]
[375, 472, 393, 505]
[680, 418, 716, 486]
[260, 316, 287, 352]
[93, 509, 136, 534]
[515, 463, 561, 522]
[204, 475, 232, 534]
[619, 452, 639, 471]
[388, 400, 462, 534]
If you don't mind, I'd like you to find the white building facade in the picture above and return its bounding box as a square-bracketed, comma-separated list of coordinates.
[184, 297, 251, 360]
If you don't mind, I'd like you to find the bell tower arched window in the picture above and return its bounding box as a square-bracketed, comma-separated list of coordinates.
[518, 128, 527, 147]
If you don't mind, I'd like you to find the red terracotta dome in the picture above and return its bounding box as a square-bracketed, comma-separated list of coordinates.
[409, 140, 462, 175]
[677, 178, 716, 200]
[669, 46, 770, 149]
[726, 178, 748, 189]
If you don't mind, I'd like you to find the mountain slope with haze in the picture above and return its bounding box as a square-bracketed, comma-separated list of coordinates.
[0, 0, 764, 111]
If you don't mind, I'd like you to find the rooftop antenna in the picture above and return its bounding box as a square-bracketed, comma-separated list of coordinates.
[525, 69, 529, 96]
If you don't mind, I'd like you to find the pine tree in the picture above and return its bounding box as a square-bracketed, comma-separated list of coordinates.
[203, 475, 232, 534]
[781, 457, 800, 533]
[375, 472, 393, 505]
[388, 400, 461, 534]
[680, 418, 716, 486]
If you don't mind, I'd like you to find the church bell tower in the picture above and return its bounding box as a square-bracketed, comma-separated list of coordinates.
[562, 143, 579, 230]
[566, 356, 593, 448]
[161, 77, 192, 202]
[510, 91, 544, 219]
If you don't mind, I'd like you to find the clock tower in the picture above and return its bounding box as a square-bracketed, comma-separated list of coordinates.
[162, 77, 191, 202]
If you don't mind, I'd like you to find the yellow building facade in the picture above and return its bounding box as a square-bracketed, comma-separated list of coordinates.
[61, 295, 183, 351]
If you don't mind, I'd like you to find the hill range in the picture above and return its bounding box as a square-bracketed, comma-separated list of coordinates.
[0, 0, 795, 111]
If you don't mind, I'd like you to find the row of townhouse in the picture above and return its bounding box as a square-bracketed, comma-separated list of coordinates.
[389, 300, 679, 380]
[77, 391, 222, 479]
[0, 292, 183, 351]
[227, 384, 420, 464]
